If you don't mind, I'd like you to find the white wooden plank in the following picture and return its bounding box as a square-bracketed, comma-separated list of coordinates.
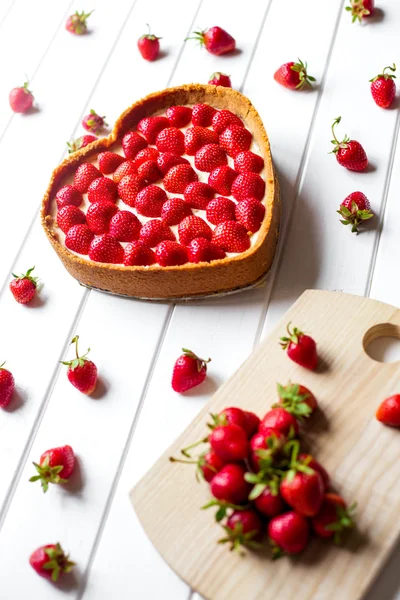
[261, 0, 400, 339]
[85, 1, 345, 598]
[0, 0, 73, 137]
[0, 0, 16, 26]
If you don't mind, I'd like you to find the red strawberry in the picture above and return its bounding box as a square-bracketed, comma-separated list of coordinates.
[65, 224, 94, 254]
[208, 165, 237, 196]
[192, 103, 216, 127]
[206, 197, 236, 225]
[73, 163, 102, 193]
[87, 177, 118, 203]
[312, 493, 355, 542]
[56, 185, 83, 209]
[155, 241, 188, 266]
[254, 487, 285, 518]
[135, 185, 167, 217]
[86, 201, 118, 234]
[139, 219, 175, 247]
[187, 237, 226, 263]
[250, 428, 285, 471]
[132, 147, 159, 170]
[157, 152, 189, 175]
[67, 135, 97, 153]
[210, 464, 251, 504]
[57, 205, 86, 233]
[298, 454, 330, 491]
[280, 322, 318, 370]
[113, 161, 137, 184]
[124, 241, 156, 266]
[338, 191, 374, 233]
[376, 394, 400, 427]
[280, 450, 324, 516]
[208, 72, 231, 87]
[234, 151, 264, 174]
[346, 0, 375, 22]
[274, 59, 316, 90]
[171, 348, 210, 392]
[235, 198, 265, 233]
[61, 335, 98, 394]
[0, 363, 15, 409]
[330, 116, 368, 172]
[232, 172, 265, 201]
[260, 407, 299, 437]
[187, 26, 236, 56]
[268, 512, 309, 556]
[243, 411, 260, 438]
[276, 382, 318, 419]
[66, 10, 93, 34]
[9, 81, 34, 113]
[88, 233, 124, 264]
[98, 151, 125, 174]
[212, 221, 250, 253]
[30, 445, 75, 493]
[137, 160, 162, 183]
[164, 164, 198, 193]
[82, 109, 107, 134]
[161, 197, 192, 225]
[122, 131, 147, 159]
[137, 116, 170, 143]
[166, 105, 192, 128]
[118, 174, 144, 207]
[200, 449, 226, 482]
[184, 126, 219, 155]
[156, 127, 185, 155]
[212, 110, 243, 134]
[183, 181, 214, 209]
[208, 406, 248, 431]
[109, 211, 141, 242]
[220, 510, 263, 551]
[137, 25, 161, 61]
[210, 424, 248, 461]
[30, 543, 75, 582]
[195, 143, 227, 172]
[370, 64, 396, 108]
[178, 215, 212, 245]
[219, 125, 252, 158]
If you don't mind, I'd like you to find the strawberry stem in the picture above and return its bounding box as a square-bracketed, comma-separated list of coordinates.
[180, 436, 208, 458]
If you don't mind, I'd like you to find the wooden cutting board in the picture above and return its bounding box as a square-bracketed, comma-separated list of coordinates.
[131, 290, 400, 600]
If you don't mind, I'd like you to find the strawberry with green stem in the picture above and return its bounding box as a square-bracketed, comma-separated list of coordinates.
[218, 510, 263, 551]
[61, 335, 98, 395]
[274, 59, 316, 90]
[370, 64, 396, 109]
[82, 109, 107, 134]
[67, 135, 97, 153]
[312, 493, 356, 543]
[171, 348, 210, 393]
[30, 445, 75, 493]
[30, 543, 75, 581]
[169, 448, 226, 483]
[275, 382, 318, 419]
[66, 10, 93, 35]
[338, 191, 374, 233]
[9, 266, 38, 304]
[280, 322, 318, 370]
[9, 81, 34, 113]
[346, 0, 374, 23]
[330, 116, 368, 172]
[138, 24, 161, 61]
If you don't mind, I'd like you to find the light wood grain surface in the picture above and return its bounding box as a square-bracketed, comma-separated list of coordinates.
[0, 1, 400, 599]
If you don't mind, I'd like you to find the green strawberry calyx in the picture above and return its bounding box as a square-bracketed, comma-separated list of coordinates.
[140, 23, 162, 41]
[11, 266, 38, 287]
[330, 116, 350, 154]
[181, 348, 211, 373]
[279, 322, 304, 350]
[290, 58, 316, 89]
[370, 63, 396, 83]
[42, 543, 75, 582]
[60, 335, 91, 370]
[218, 522, 262, 552]
[325, 502, 357, 544]
[274, 382, 313, 419]
[338, 201, 374, 234]
[70, 10, 93, 34]
[29, 454, 68, 493]
[346, 0, 371, 23]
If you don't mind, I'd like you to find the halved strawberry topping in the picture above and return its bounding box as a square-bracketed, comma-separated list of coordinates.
[166, 106, 192, 128]
[212, 220, 251, 252]
[164, 164, 198, 193]
[156, 127, 185, 155]
[191, 103, 217, 127]
[137, 116, 170, 143]
[135, 185, 167, 217]
[183, 181, 214, 209]
[178, 215, 212, 245]
[194, 143, 227, 172]
[206, 197, 236, 225]
[139, 219, 176, 247]
[232, 172, 265, 201]
[155, 241, 188, 266]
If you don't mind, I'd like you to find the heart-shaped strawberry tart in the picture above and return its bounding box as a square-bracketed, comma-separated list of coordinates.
[41, 85, 280, 299]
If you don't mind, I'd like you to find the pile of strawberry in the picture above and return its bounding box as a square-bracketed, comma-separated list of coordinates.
[55, 103, 266, 267]
[171, 384, 355, 557]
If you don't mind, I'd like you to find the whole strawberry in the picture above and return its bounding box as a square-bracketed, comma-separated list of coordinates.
[66, 10, 93, 34]
[346, 0, 374, 22]
[67, 135, 97, 153]
[9, 82, 34, 113]
[274, 59, 315, 90]
[61, 336, 97, 395]
[0, 363, 15, 409]
[330, 117, 368, 172]
[280, 322, 318, 370]
[268, 512, 309, 556]
[338, 191, 373, 233]
[82, 109, 107, 134]
[208, 72, 231, 87]
[171, 348, 210, 393]
[312, 493, 355, 542]
[186, 26, 236, 55]
[376, 394, 400, 427]
[30, 543, 75, 581]
[30, 445, 75, 492]
[9, 266, 38, 304]
[370, 64, 396, 109]
[138, 24, 161, 61]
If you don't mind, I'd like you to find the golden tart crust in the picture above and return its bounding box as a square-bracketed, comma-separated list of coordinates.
[41, 84, 281, 300]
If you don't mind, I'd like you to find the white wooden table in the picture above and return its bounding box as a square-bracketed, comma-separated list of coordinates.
[0, 1, 399, 598]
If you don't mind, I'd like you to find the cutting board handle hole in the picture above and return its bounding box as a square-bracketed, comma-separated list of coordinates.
[363, 324, 400, 363]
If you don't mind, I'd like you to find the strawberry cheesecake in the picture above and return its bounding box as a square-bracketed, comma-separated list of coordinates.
[41, 84, 280, 299]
